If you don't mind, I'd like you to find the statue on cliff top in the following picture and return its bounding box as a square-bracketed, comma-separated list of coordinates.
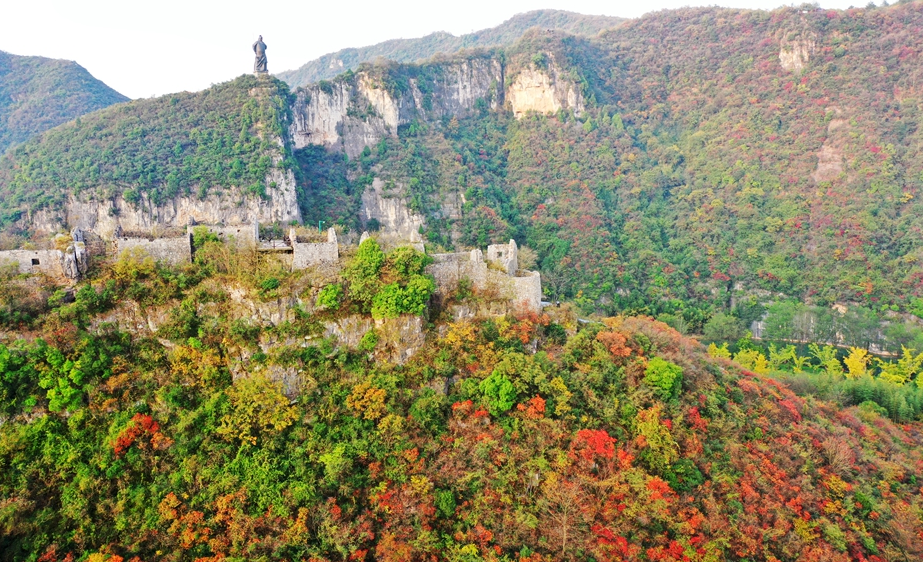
[253, 35, 268, 74]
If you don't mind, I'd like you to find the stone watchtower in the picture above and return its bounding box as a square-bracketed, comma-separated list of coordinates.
[487, 239, 519, 275]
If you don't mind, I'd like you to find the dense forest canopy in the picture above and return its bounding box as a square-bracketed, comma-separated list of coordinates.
[1, 243, 923, 560]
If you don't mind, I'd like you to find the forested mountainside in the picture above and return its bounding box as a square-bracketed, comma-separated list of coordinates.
[0, 51, 128, 154]
[293, 1, 923, 331]
[5, 3, 923, 327]
[8, 5, 923, 561]
[2, 241, 923, 560]
[275, 9, 622, 87]
[0, 75, 300, 238]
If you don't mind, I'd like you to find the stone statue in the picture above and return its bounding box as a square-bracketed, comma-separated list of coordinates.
[253, 35, 268, 74]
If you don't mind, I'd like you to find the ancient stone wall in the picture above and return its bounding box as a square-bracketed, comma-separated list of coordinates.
[116, 235, 192, 265]
[0, 249, 66, 277]
[487, 239, 518, 275]
[427, 249, 488, 293]
[192, 223, 259, 248]
[292, 227, 338, 270]
[428, 244, 541, 313]
[511, 271, 542, 314]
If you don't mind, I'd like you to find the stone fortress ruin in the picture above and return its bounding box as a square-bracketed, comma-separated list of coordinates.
[427, 240, 541, 314]
[4, 219, 541, 314]
[0, 228, 89, 280]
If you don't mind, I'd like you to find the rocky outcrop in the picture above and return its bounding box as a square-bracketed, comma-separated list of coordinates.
[360, 177, 425, 241]
[779, 38, 815, 72]
[506, 58, 584, 118]
[289, 52, 585, 158]
[324, 314, 426, 365]
[812, 109, 848, 184]
[290, 58, 503, 157]
[31, 176, 299, 240]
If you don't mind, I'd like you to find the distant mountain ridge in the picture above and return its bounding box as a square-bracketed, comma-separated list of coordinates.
[275, 9, 623, 87]
[0, 51, 128, 154]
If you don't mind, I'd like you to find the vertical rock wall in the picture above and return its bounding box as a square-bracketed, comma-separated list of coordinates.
[506, 61, 584, 119]
[290, 58, 505, 158]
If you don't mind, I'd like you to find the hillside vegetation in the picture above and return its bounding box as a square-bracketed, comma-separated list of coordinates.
[0, 51, 127, 154]
[5, 5, 923, 335]
[0, 75, 289, 225]
[7, 5, 923, 558]
[1, 242, 923, 560]
[275, 9, 622, 87]
[291, 2, 923, 330]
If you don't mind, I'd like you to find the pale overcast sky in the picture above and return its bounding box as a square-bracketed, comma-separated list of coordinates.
[2, 0, 864, 99]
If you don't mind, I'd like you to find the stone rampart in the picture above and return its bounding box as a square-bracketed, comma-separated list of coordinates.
[292, 227, 338, 269]
[427, 244, 541, 314]
[511, 271, 542, 314]
[0, 249, 67, 277]
[116, 235, 192, 265]
[427, 249, 487, 292]
[487, 239, 518, 275]
[192, 222, 259, 248]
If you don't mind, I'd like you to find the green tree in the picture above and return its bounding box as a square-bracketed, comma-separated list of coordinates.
[703, 312, 744, 342]
[316, 283, 344, 310]
[346, 238, 385, 308]
[479, 371, 517, 416]
[809, 343, 844, 377]
[643, 356, 683, 400]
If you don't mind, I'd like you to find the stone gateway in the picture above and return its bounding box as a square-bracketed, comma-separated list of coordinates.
[253, 36, 268, 74]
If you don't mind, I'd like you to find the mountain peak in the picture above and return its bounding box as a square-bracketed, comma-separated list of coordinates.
[0, 50, 128, 154]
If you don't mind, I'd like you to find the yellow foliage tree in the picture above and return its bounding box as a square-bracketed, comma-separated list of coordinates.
[635, 404, 679, 472]
[346, 380, 387, 420]
[809, 343, 843, 377]
[878, 346, 923, 386]
[170, 344, 226, 388]
[707, 342, 732, 359]
[547, 376, 573, 416]
[217, 374, 297, 445]
[733, 348, 770, 374]
[843, 347, 871, 379]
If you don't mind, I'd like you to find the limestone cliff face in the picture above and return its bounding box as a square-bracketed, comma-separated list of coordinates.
[26, 52, 582, 237]
[290, 58, 504, 158]
[290, 52, 586, 156]
[360, 178, 425, 241]
[507, 58, 584, 118]
[31, 146, 301, 239]
[812, 107, 848, 184]
[779, 38, 816, 72]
